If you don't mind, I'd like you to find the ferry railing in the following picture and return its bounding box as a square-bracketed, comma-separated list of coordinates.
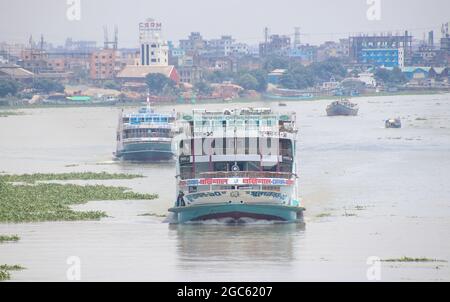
[179, 148, 292, 157]
[197, 171, 297, 179]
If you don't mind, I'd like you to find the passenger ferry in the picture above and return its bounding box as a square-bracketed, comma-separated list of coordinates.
[169, 108, 304, 223]
[115, 102, 176, 161]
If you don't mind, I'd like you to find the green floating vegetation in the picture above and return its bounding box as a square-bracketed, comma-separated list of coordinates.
[0, 173, 157, 223]
[0, 171, 144, 183]
[382, 257, 447, 263]
[0, 111, 24, 117]
[0, 264, 26, 281]
[0, 270, 10, 281]
[0, 264, 25, 271]
[138, 212, 167, 218]
[0, 235, 20, 243]
[315, 213, 332, 218]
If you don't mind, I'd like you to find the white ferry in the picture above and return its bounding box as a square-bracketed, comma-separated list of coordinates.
[115, 106, 176, 161]
[168, 108, 304, 223]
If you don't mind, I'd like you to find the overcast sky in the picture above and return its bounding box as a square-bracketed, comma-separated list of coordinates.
[1, 0, 449, 47]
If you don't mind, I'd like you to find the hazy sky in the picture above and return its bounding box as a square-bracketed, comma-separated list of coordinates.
[1, 0, 449, 47]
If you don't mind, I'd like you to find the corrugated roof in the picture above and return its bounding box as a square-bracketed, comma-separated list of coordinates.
[116, 65, 174, 79]
[0, 66, 34, 78]
[433, 67, 448, 75]
[401, 67, 432, 73]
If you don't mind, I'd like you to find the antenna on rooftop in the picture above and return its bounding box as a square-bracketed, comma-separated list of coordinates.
[114, 25, 118, 50]
[104, 25, 109, 49]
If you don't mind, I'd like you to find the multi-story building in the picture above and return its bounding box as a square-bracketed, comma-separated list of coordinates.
[89, 49, 117, 80]
[64, 38, 97, 52]
[19, 48, 51, 73]
[179, 32, 206, 53]
[117, 18, 179, 85]
[359, 48, 404, 68]
[259, 34, 291, 57]
[178, 66, 203, 84]
[289, 44, 317, 65]
[138, 18, 168, 66]
[350, 32, 412, 65]
[316, 39, 350, 61]
[206, 35, 234, 57]
[230, 43, 250, 56]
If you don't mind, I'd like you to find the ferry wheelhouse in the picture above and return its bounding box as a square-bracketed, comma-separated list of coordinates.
[115, 107, 176, 161]
[169, 108, 304, 223]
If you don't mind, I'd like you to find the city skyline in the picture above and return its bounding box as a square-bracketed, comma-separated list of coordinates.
[1, 0, 449, 47]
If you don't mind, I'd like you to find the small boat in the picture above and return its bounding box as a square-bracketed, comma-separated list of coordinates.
[326, 99, 359, 116]
[278, 102, 287, 107]
[385, 118, 401, 128]
[169, 108, 305, 224]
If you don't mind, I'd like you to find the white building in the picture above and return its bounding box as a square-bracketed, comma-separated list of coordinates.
[138, 18, 168, 66]
[357, 72, 377, 87]
[230, 43, 250, 56]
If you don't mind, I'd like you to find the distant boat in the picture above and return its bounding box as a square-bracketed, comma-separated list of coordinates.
[115, 106, 176, 161]
[385, 118, 401, 128]
[278, 102, 287, 107]
[264, 93, 313, 100]
[326, 99, 359, 116]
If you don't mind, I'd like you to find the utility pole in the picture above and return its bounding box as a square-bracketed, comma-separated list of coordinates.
[40, 34, 44, 51]
[114, 25, 118, 50]
[294, 27, 301, 48]
[264, 27, 269, 57]
[103, 25, 109, 49]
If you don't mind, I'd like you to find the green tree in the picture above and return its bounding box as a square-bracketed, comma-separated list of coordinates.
[374, 67, 407, 85]
[248, 70, 268, 92]
[0, 79, 19, 97]
[145, 73, 175, 95]
[205, 70, 234, 83]
[194, 81, 213, 95]
[309, 58, 347, 82]
[236, 73, 259, 90]
[103, 80, 121, 90]
[32, 79, 64, 93]
[281, 64, 315, 89]
[263, 56, 290, 71]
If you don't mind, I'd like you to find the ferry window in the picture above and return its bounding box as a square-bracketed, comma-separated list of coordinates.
[262, 164, 277, 172]
[247, 161, 260, 172]
[279, 162, 293, 173]
[194, 163, 210, 178]
[180, 166, 191, 180]
[213, 162, 228, 172]
[280, 139, 292, 157]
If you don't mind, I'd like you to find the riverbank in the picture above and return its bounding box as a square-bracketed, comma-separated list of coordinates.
[0, 90, 447, 110]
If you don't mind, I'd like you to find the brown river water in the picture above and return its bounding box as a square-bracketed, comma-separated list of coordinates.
[1, 93, 449, 281]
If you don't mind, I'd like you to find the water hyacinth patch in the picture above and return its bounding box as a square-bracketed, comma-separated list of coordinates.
[0, 264, 25, 281]
[0, 173, 157, 223]
[0, 270, 10, 281]
[0, 235, 20, 243]
[0, 172, 144, 183]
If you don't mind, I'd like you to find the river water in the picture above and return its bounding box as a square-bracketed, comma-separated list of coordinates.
[1, 94, 449, 281]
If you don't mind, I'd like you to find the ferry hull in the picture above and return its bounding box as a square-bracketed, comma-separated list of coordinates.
[169, 203, 304, 224]
[116, 141, 173, 161]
